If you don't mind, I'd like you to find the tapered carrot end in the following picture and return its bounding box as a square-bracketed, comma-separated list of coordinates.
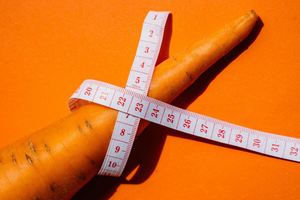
[231, 10, 259, 41]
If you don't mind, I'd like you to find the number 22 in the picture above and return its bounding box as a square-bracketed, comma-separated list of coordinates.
[117, 97, 126, 106]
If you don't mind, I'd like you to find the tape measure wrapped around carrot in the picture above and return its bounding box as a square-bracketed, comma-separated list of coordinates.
[0, 10, 259, 200]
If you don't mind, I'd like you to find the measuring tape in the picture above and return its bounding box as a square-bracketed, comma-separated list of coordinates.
[98, 11, 169, 176]
[68, 11, 300, 177]
[69, 79, 300, 164]
[69, 11, 170, 177]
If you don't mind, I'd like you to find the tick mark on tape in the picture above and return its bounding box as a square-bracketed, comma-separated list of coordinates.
[144, 22, 163, 27]
[112, 138, 129, 144]
[116, 121, 134, 127]
[136, 55, 152, 60]
[140, 40, 158, 45]
[107, 155, 123, 160]
[131, 69, 149, 75]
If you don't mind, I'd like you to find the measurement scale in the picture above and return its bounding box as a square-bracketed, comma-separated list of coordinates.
[68, 11, 300, 177]
[71, 11, 169, 177]
[69, 79, 300, 166]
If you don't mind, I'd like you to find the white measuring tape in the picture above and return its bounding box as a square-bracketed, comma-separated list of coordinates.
[69, 11, 170, 177]
[97, 11, 169, 176]
[68, 11, 300, 177]
[69, 79, 300, 164]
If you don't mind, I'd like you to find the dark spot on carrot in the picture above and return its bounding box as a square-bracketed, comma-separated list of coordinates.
[196, 68, 201, 73]
[181, 80, 186, 86]
[25, 154, 33, 165]
[172, 55, 176, 61]
[61, 142, 69, 151]
[44, 143, 51, 154]
[11, 154, 17, 166]
[85, 120, 92, 130]
[170, 86, 176, 94]
[49, 184, 55, 192]
[77, 172, 86, 180]
[54, 183, 59, 189]
[90, 159, 96, 166]
[33, 196, 39, 200]
[28, 140, 36, 155]
[220, 49, 225, 55]
[111, 115, 116, 121]
[186, 72, 192, 80]
[78, 125, 83, 134]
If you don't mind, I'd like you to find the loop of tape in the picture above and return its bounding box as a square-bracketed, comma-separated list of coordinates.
[68, 11, 300, 177]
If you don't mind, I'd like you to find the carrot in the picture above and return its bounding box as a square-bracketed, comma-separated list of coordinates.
[0, 10, 258, 200]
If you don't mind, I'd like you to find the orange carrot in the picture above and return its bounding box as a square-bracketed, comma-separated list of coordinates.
[0, 10, 258, 200]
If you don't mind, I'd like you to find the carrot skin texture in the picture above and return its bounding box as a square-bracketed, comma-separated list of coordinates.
[0, 10, 258, 200]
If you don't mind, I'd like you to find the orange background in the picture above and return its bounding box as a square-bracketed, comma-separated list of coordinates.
[1, 0, 300, 199]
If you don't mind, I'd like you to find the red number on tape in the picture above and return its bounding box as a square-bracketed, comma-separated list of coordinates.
[135, 77, 140, 84]
[183, 119, 191, 129]
[200, 124, 208, 133]
[120, 129, 125, 136]
[167, 114, 175, 123]
[100, 92, 109, 100]
[151, 109, 159, 118]
[84, 87, 92, 96]
[149, 30, 154, 37]
[235, 134, 243, 143]
[115, 146, 120, 153]
[108, 161, 117, 168]
[217, 129, 225, 139]
[253, 139, 261, 148]
[117, 97, 126, 106]
[135, 103, 143, 112]
[290, 147, 298, 156]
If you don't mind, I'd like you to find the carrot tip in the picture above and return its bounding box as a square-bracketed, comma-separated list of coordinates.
[249, 9, 259, 20]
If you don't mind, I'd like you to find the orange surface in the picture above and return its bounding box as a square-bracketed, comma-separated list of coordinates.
[1, 1, 300, 199]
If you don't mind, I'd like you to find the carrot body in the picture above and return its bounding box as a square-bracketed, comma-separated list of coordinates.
[0, 10, 258, 200]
